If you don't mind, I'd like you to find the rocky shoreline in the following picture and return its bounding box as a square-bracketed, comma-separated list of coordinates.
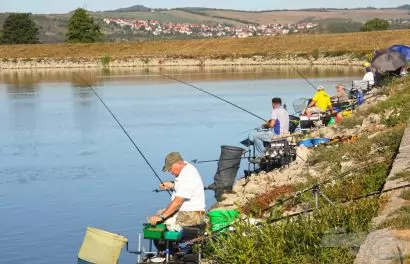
[207, 75, 410, 263]
[213, 88, 390, 211]
[0, 55, 365, 69]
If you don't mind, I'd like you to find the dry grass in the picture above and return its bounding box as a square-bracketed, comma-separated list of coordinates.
[0, 30, 409, 59]
[241, 184, 296, 216]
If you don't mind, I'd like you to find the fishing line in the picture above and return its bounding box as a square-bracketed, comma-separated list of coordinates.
[290, 65, 318, 90]
[191, 156, 249, 164]
[74, 73, 171, 196]
[159, 73, 266, 122]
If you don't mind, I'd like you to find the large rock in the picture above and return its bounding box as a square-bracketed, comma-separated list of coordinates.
[319, 127, 338, 139]
[219, 193, 239, 206]
[296, 146, 309, 164]
[362, 113, 381, 127]
[232, 183, 245, 194]
[243, 181, 262, 195]
[376, 95, 388, 102]
[354, 229, 410, 264]
[343, 128, 360, 136]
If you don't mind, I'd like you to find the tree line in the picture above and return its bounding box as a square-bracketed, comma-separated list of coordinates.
[0, 9, 394, 44]
[0, 8, 102, 44]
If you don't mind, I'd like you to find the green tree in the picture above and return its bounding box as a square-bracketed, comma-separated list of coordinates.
[0, 13, 39, 44]
[66, 8, 102, 42]
[360, 18, 390, 32]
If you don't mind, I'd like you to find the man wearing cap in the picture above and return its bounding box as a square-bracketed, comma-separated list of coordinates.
[305, 86, 334, 115]
[331, 84, 348, 104]
[148, 152, 206, 227]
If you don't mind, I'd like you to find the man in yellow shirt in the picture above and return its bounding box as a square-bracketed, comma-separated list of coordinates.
[305, 86, 334, 115]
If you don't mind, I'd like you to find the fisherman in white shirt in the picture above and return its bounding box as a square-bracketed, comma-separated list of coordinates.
[363, 67, 375, 86]
[149, 152, 205, 227]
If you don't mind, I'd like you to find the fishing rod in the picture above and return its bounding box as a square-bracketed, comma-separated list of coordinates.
[159, 73, 266, 122]
[290, 65, 317, 90]
[191, 156, 249, 164]
[74, 73, 171, 196]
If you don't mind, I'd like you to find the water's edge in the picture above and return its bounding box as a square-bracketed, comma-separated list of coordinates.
[0, 55, 364, 69]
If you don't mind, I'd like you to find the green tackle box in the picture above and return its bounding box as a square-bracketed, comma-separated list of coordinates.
[143, 223, 166, 239]
[164, 230, 182, 241]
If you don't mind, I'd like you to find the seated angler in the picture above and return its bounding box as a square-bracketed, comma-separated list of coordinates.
[251, 97, 289, 163]
[362, 67, 375, 87]
[305, 86, 334, 116]
[149, 152, 206, 228]
[331, 84, 349, 109]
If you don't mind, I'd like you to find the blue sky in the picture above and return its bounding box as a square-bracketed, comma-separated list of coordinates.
[1, 0, 409, 13]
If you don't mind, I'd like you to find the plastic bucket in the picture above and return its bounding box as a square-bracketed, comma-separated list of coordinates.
[208, 209, 240, 232]
[298, 139, 313, 147]
[78, 227, 128, 264]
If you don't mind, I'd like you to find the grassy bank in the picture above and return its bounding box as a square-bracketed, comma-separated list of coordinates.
[208, 75, 410, 263]
[0, 30, 409, 59]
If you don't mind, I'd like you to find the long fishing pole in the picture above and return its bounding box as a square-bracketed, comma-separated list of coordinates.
[74, 73, 171, 196]
[191, 156, 249, 164]
[160, 73, 266, 122]
[290, 65, 317, 90]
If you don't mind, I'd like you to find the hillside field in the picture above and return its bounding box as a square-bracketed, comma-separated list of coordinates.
[0, 30, 409, 59]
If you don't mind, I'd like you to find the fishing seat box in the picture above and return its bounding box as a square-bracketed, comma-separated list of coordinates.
[300, 114, 322, 131]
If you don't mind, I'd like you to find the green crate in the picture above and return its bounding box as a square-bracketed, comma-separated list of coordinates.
[143, 223, 166, 239]
[164, 230, 182, 241]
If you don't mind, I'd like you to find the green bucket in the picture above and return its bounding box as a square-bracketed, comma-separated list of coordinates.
[208, 209, 240, 232]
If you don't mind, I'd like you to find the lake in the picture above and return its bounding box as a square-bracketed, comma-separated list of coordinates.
[0, 65, 363, 264]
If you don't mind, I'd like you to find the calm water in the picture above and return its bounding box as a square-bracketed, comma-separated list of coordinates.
[0, 66, 362, 264]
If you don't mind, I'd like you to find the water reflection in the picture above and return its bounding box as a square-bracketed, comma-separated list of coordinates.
[6, 72, 39, 131]
[3, 70, 39, 91]
[0, 65, 363, 87]
[72, 85, 97, 135]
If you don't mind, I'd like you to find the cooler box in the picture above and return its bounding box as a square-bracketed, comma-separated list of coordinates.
[208, 209, 240, 232]
[78, 227, 128, 264]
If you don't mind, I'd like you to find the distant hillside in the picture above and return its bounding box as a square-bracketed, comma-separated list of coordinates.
[195, 8, 410, 24]
[398, 4, 410, 10]
[107, 5, 151, 12]
[0, 5, 409, 43]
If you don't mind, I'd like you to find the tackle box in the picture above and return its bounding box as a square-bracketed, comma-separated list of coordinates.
[164, 230, 182, 241]
[143, 223, 166, 239]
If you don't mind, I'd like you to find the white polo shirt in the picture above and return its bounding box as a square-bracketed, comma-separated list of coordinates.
[271, 108, 289, 134]
[173, 162, 205, 212]
[363, 72, 375, 85]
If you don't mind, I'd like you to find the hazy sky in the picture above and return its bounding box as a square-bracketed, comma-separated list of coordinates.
[1, 0, 409, 13]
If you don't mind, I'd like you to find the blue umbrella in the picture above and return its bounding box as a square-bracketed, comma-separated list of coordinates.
[388, 44, 410, 61]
